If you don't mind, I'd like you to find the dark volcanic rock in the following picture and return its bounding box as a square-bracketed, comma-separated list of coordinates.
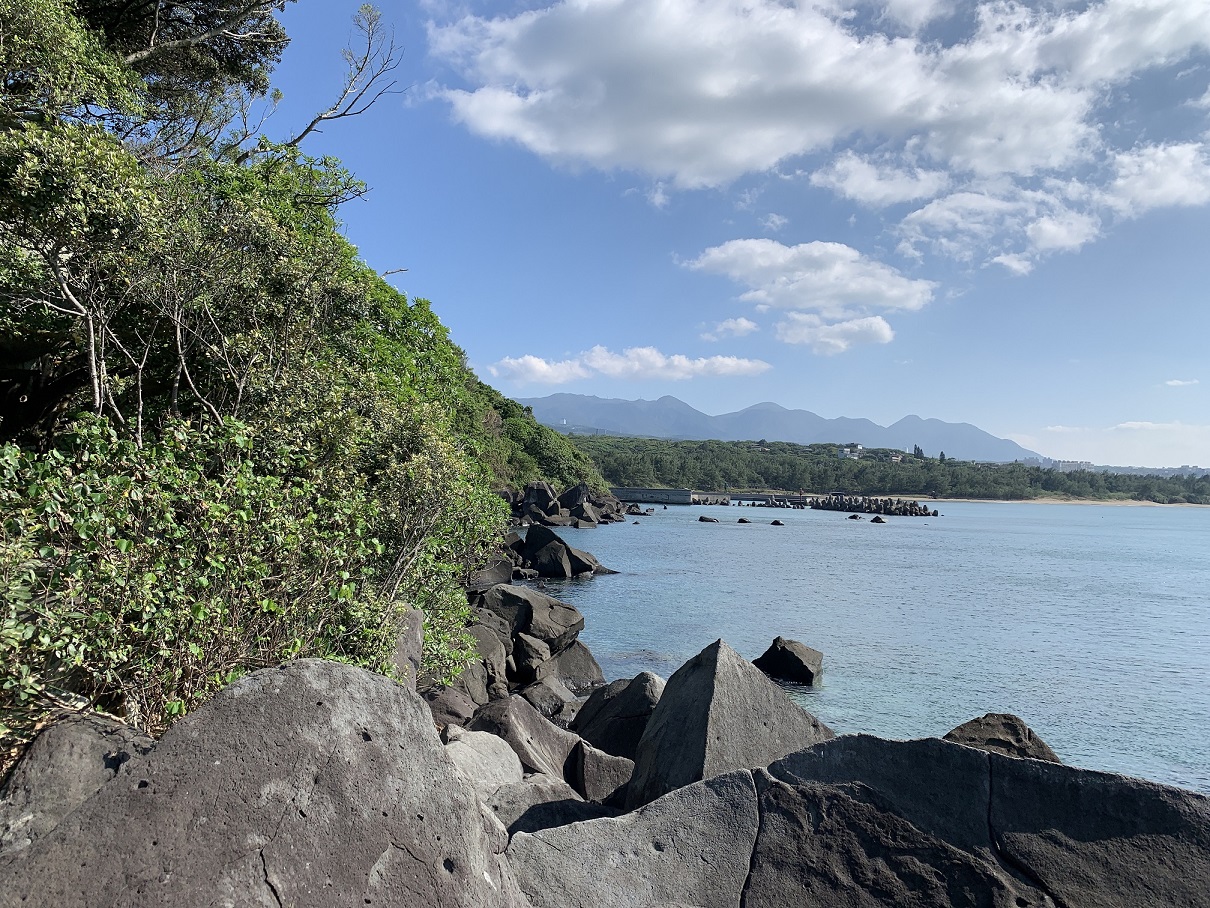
[442, 726, 524, 796]
[698, 515, 719, 522]
[549, 640, 605, 696]
[744, 770, 1042, 908]
[519, 676, 576, 720]
[507, 770, 759, 908]
[486, 774, 614, 836]
[0, 713, 152, 859]
[529, 541, 573, 578]
[480, 585, 585, 656]
[625, 639, 834, 809]
[767, 733, 1210, 908]
[752, 636, 824, 686]
[571, 672, 665, 761]
[770, 520, 784, 526]
[391, 608, 425, 689]
[425, 685, 479, 728]
[513, 632, 554, 685]
[0, 660, 530, 908]
[468, 623, 510, 701]
[468, 696, 580, 780]
[467, 557, 515, 592]
[944, 713, 1061, 763]
[565, 740, 633, 804]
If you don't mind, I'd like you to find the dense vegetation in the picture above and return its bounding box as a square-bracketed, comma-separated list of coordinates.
[575, 436, 1210, 504]
[0, 1, 599, 762]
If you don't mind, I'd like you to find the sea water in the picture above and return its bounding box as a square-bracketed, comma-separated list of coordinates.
[533, 501, 1210, 794]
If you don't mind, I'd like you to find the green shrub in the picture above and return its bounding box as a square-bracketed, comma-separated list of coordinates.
[0, 412, 501, 754]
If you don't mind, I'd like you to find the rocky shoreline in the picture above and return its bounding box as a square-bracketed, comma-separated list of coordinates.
[2, 523, 1209, 907]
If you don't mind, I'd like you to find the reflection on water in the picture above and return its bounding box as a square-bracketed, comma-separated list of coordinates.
[535, 501, 1210, 793]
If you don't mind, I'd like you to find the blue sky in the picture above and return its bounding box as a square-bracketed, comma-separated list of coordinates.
[269, 0, 1210, 467]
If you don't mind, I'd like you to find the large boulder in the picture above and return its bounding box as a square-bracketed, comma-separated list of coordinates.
[564, 741, 633, 804]
[468, 697, 580, 781]
[424, 685, 479, 729]
[625, 639, 834, 809]
[390, 608, 425, 690]
[467, 624, 510, 700]
[944, 713, 1061, 763]
[480, 585, 585, 656]
[519, 676, 576, 721]
[529, 542, 574, 579]
[765, 733, 1210, 907]
[507, 770, 759, 908]
[442, 725, 525, 798]
[752, 636, 823, 686]
[0, 660, 531, 908]
[467, 557, 515, 592]
[485, 775, 615, 836]
[523, 526, 614, 577]
[0, 713, 152, 859]
[549, 640, 605, 696]
[571, 672, 665, 761]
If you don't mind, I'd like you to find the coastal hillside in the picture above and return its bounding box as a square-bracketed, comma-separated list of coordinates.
[518, 393, 1042, 462]
[0, 0, 598, 766]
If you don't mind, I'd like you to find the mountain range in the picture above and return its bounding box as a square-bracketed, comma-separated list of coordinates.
[516, 394, 1043, 463]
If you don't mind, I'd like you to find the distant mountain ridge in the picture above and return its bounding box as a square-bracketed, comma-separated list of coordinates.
[517, 393, 1042, 463]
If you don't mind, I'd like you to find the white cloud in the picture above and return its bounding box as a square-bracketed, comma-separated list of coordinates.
[489, 345, 771, 384]
[811, 151, 950, 206]
[701, 317, 759, 341]
[686, 239, 936, 316]
[1105, 143, 1210, 216]
[761, 212, 789, 232]
[775, 314, 895, 354]
[1166, 378, 1200, 386]
[429, 0, 1210, 269]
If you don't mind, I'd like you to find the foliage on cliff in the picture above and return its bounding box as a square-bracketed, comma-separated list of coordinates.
[575, 436, 1210, 504]
[0, 2, 596, 760]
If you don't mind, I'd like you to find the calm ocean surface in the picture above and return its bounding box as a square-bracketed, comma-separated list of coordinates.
[532, 501, 1210, 794]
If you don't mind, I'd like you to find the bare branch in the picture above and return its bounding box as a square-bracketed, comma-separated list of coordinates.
[286, 5, 403, 150]
[124, 1, 283, 65]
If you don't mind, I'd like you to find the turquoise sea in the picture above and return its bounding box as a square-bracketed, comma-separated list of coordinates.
[534, 501, 1210, 794]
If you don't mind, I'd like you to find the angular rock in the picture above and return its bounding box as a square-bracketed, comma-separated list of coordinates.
[771, 520, 784, 526]
[390, 608, 425, 689]
[513, 633, 553, 685]
[989, 752, 1210, 907]
[467, 557, 514, 592]
[474, 607, 514, 656]
[452, 660, 490, 706]
[468, 697, 579, 780]
[519, 676, 576, 720]
[943, 713, 1061, 763]
[550, 640, 605, 696]
[507, 770, 759, 908]
[567, 546, 617, 576]
[565, 741, 633, 804]
[572, 672, 665, 761]
[424, 685, 479, 729]
[744, 770, 1042, 908]
[468, 624, 509, 700]
[480, 585, 584, 656]
[752, 636, 823, 686]
[0, 713, 152, 859]
[698, 515, 719, 523]
[442, 726, 525, 797]
[625, 639, 834, 809]
[0, 660, 530, 908]
[485, 774, 613, 836]
[529, 542, 573, 578]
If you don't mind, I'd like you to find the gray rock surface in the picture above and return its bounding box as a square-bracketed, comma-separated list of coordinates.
[519, 676, 576, 720]
[452, 660, 491, 706]
[550, 640, 605, 696]
[944, 713, 1061, 763]
[507, 770, 759, 908]
[514, 632, 554, 685]
[425, 685, 479, 729]
[752, 636, 823, 686]
[625, 640, 834, 808]
[468, 623, 510, 700]
[391, 608, 425, 689]
[0, 660, 531, 908]
[468, 696, 580, 780]
[0, 713, 152, 859]
[566, 741, 634, 804]
[485, 774, 613, 836]
[480, 585, 585, 656]
[767, 733, 1210, 907]
[572, 672, 665, 761]
[468, 557, 515, 592]
[743, 770, 1043, 908]
[442, 726, 525, 796]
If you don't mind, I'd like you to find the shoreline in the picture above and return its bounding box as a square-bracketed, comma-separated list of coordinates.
[727, 492, 1206, 508]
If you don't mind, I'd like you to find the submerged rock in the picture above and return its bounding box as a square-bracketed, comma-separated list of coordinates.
[753, 636, 824, 686]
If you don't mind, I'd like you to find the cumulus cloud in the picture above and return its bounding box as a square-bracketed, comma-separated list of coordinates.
[685, 239, 936, 316]
[811, 151, 950, 206]
[700, 317, 759, 341]
[775, 314, 895, 354]
[489, 345, 770, 384]
[429, 0, 1210, 269]
[761, 212, 789, 231]
[1166, 378, 1200, 386]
